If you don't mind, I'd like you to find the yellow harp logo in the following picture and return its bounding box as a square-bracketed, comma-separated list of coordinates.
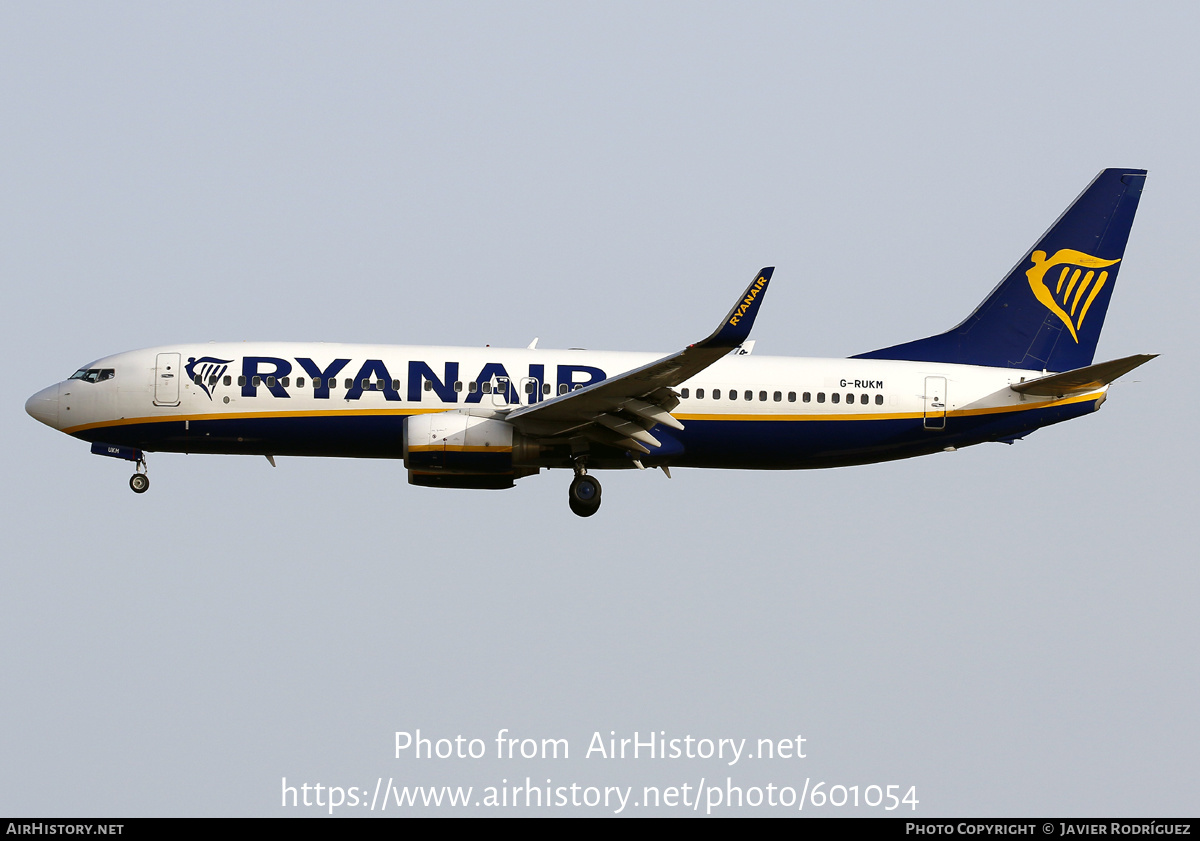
[1025, 249, 1120, 343]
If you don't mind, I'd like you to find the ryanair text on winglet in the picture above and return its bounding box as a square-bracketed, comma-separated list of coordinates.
[728, 276, 769, 327]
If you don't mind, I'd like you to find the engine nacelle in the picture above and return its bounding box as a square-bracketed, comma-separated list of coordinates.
[404, 412, 539, 489]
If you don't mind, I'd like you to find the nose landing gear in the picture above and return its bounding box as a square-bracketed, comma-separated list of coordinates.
[568, 462, 601, 518]
[129, 455, 149, 494]
[89, 443, 150, 493]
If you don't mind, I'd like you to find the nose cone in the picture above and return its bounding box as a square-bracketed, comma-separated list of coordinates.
[26, 383, 61, 429]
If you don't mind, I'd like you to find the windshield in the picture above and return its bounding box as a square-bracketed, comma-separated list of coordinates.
[68, 368, 115, 383]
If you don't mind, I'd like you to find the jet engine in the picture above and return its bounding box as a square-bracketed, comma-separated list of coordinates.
[403, 412, 540, 489]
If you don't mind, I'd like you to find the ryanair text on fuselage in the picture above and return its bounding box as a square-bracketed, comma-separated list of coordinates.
[217, 356, 606, 404]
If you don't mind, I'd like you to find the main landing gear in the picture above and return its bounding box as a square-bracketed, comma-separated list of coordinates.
[129, 455, 149, 494]
[568, 462, 601, 518]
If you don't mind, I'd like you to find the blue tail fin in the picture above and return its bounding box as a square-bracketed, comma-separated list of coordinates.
[853, 168, 1147, 371]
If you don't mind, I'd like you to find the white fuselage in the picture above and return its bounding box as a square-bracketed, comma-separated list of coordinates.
[26, 342, 1105, 471]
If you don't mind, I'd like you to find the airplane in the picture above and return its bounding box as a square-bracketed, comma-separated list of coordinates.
[26, 168, 1154, 517]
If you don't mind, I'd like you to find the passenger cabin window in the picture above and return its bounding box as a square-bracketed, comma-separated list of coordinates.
[344, 378, 352, 389]
[296, 377, 305, 388]
[680, 388, 689, 399]
[774, 391, 782, 402]
[744, 390, 752, 401]
[760, 391, 768, 401]
[223, 375, 231, 386]
[713, 389, 721, 399]
[393, 379, 400, 391]
[802, 392, 810, 403]
[524, 381, 534, 394]
[313, 377, 322, 388]
[266, 376, 276, 387]
[875, 394, 883, 405]
[468, 382, 478, 393]
[542, 383, 550, 394]
[252, 376, 261, 387]
[831, 392, 839, 404]
[817, 392, 825, 403]
[238, 376, 247, 387]
[454, 381, 463, 392]
[729, 390, 737, 401]
[696, 388, 705, 399]
[281, 377, 289, 388]
[424, 381, 433, 391]
[481, 381, 492, 394]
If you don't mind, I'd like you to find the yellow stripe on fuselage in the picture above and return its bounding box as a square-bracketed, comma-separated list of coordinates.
[407, 445, 513, 453]
[62, 406, 443, 435]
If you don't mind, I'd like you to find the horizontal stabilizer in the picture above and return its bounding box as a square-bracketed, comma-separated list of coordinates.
[1010, 353, 1157, 396]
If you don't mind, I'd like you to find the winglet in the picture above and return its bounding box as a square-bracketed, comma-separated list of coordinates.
[700, 267, 774, 348]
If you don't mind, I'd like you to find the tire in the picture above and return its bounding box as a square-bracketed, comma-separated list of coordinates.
[568, 475, 601, 517]
[129, 474, 149, 494]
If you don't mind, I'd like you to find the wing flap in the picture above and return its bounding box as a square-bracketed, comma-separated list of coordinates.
[622, 398, 685, 430]
[594, 413, 662, 448]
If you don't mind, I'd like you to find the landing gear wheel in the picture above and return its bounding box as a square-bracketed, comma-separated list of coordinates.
[129, 473, 149, 494]
[568, 474, 601, 517]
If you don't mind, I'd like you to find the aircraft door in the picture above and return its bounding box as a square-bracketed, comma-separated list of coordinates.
[519, 376, 539, 405]
[154, 352, 181, 406]
[491, 376, 512, 407]
[923, 376, 947, 430]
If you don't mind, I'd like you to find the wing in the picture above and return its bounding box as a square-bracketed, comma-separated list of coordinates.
[504, 267, 774, 455]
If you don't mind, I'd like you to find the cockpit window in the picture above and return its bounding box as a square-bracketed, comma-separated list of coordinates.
[69, 368, 115, 383]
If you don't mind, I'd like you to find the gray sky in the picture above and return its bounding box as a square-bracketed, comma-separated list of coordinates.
[2, 2, 1196, 816]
